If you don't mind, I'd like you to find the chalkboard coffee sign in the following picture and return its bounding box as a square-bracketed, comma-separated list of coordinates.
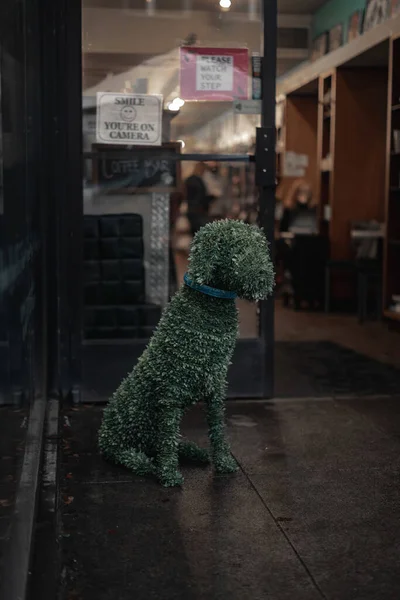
[92, 143, 181, 193]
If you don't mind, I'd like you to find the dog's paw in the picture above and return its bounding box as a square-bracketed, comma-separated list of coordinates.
[179, 441, 210, 465]
[159, 471, 184, 488]
[214, 454, 238, 475]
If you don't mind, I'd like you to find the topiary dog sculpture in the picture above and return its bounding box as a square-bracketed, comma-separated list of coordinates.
[99, 219, 274, 486]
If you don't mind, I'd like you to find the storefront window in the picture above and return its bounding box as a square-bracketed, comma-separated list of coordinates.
[0, 0, 46, 583]
[82, 0, 262, 344]
[0, 76, 3, 215]
[83, 0, 261, 14]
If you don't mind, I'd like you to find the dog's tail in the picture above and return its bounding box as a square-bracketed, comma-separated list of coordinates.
[115, 448, 156, 477]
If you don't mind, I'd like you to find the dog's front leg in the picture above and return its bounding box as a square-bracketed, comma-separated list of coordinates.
[156, 406, 184, 487]
[206, 391, 238, 475]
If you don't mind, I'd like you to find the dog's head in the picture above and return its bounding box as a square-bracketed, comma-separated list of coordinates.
[187, 220, 274, 301]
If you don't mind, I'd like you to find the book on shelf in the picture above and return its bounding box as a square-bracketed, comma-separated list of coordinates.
[321, 155, 332, 172]
[389, 295, 400, 314]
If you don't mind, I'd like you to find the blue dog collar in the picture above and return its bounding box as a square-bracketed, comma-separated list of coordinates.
[184, 273, 237, 300]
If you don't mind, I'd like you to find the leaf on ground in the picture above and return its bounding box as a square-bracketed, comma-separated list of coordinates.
[0, 499, 12, 507]
[66, 473, 73, 479]
[64, 495, 74, 505]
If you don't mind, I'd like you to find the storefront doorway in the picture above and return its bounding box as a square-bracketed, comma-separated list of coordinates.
[63, 0, 277, 402]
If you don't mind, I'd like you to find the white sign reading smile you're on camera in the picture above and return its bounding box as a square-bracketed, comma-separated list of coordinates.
[96, 92, 162, 146]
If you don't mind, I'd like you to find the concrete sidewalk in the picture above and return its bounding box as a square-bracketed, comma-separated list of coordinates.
[52, 397, 400, 600]
[0, 408, 28, 570]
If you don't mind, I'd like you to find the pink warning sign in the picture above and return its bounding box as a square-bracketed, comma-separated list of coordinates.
[180, 47, 249, 101]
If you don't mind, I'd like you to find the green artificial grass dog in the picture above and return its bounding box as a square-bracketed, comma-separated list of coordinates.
[99, 220, 274, 486]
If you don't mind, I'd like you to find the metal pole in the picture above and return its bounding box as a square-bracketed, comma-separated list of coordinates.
[146, 0, 156, 17]
[248, 0, 257, 21]
[260, 0, 277, 398]
[183, 0, 192, 15]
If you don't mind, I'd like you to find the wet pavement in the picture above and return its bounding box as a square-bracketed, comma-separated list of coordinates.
[56, 397, 400, 600]
[0, 407, 28, 572]
[274, 341, 400, 397]
[82, 341, 400, 402]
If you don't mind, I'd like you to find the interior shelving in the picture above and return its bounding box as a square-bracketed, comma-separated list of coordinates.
[317, 73, 334, 225]
[384, 35, 400, 320]
[317, 66, 388, 302]
[275, 93, 318, 207]
[277, 19, 400, 318]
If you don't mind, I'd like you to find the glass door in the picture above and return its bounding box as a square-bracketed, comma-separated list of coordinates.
[78, 0, 276, 401]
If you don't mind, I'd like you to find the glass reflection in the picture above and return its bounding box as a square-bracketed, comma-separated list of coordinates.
[82, 0, 262, 342]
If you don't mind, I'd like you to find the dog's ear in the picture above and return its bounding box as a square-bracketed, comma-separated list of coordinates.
[187, 233, 215, 286]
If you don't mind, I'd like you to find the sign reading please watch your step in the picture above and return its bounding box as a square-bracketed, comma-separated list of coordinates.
[96, 92, 162, 146]
[180, 47, 249, 101]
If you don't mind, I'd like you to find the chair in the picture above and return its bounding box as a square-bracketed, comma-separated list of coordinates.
[287, 234, 329, 309]
[324, 221, 384, 322]
[357, 260, 382, 323]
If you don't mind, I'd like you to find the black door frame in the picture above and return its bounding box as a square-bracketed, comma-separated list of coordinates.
[51, 0, 277, 402]
[260, 0, 278, 397]
[40, 0, 84, 402]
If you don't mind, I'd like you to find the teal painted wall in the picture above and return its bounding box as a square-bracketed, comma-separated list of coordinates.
[312, 0, 366, 42]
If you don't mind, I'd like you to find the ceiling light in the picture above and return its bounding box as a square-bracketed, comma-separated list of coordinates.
[168, 102, 180, 112]
[173, 97, 185, 108]
[167, 97, 185, 112]
[219, 0, 231, 9]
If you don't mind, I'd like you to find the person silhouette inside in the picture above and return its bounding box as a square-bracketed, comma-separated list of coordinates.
[185, 162, 215, 236]
[280, 180, 317, 234]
